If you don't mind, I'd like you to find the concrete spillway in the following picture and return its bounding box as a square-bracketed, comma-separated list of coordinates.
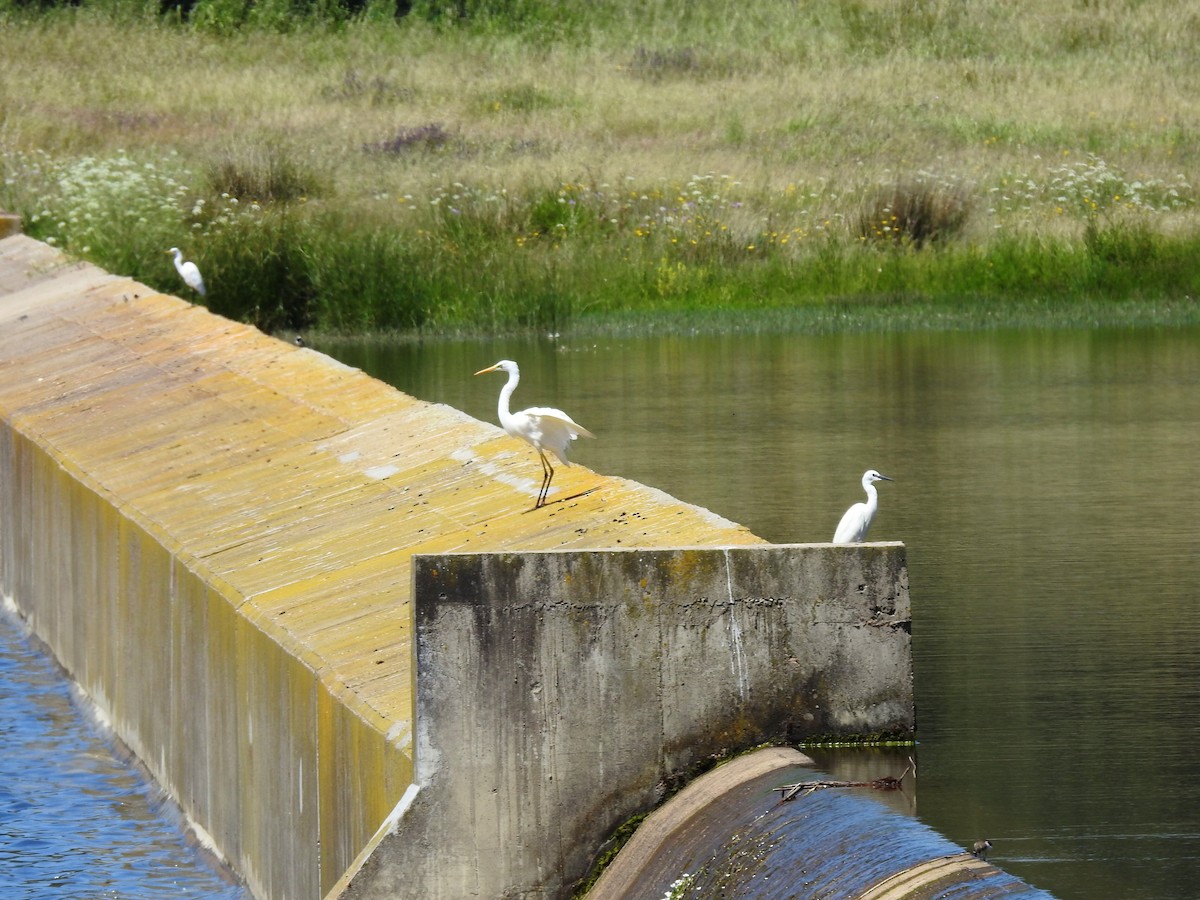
[0, 232, 1043, 899]
[590, 747, 1054, 900]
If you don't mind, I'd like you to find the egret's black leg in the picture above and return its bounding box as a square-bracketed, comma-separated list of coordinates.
[535, 450, 554, 508]
[543, 456, 556, 507]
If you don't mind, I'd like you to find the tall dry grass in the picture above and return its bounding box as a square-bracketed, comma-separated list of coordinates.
[1, 0, 1198, 333]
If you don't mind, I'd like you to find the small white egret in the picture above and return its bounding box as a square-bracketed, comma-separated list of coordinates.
[167, 247, 206, 297]
[832, 469, 893, 544]
[474, 359, 595, 509]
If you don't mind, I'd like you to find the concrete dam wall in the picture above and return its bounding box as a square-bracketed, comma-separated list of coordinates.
[341, 545, 911, 898]
[0, 233, 920, 898]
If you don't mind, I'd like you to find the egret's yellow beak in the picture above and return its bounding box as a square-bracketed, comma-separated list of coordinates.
[474, 365, 499, 376]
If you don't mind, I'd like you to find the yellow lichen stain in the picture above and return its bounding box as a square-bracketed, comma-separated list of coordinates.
[664, 549, 722, 592]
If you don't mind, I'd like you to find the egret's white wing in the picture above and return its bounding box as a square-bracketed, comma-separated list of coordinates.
[523, 407, 595, 440]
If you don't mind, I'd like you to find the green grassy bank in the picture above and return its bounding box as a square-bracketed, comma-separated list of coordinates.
[2, 0, 1198, 336]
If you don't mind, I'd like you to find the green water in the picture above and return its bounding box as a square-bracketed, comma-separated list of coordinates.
[319, 324, 1200, 899]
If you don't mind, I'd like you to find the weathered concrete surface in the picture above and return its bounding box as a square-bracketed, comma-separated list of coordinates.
[340, 544, 913, 900]
[0, 234, 770, 899]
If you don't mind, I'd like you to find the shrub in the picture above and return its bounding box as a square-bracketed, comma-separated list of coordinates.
[325, 69, 413, 105]
[859, 180, 972, 249]
[190, 0, 249, 34]
[1083, 218, 1157, 268]
[363, 123, 454, 155]
[305, 214, 430, 331]
[0, 149, 198, 282]
[1043, 155, 1191, 219]
[206, 144, 326, 203]
[628, 46, 703, 82]
[201, 209, 315, 332]
[399, 0, 597, 43]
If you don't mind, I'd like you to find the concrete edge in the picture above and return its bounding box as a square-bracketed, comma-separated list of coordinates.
[858, 853, 1001, 899]
[321, 784, 423, 900]
[586, 746, 814, 899]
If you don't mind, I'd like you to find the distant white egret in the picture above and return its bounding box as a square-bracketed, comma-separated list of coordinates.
[474, 359, 595, 509]
[832, 469, 893, 544]
[167, 247, 206, 297]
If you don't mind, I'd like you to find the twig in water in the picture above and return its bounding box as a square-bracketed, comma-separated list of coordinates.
[776, 756, 916, 804]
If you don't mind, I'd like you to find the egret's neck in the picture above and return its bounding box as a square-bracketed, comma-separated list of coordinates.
[863, 481, 879, 513]
[497, 369, 519, 424]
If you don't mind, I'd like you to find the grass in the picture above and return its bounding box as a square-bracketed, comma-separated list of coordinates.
[1, 0, 1198, 335]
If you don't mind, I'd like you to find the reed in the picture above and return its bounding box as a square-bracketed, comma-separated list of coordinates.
[1, 0, 1197, 334]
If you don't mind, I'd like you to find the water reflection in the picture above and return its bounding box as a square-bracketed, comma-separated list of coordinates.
[320, 324, 1200, 900]
[0, 608, 246, 899]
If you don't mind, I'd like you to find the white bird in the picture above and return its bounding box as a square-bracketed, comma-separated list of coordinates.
[167, 247, 206, 297]
[474, 359, 595, 509]
[832, 469, 893, 543]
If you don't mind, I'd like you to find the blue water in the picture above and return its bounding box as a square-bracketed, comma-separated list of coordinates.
[620, 762, 1053, 899]
[0, 605, 247, 900]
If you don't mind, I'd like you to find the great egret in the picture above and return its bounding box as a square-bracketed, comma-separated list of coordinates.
[167, 247, 206, 297]
[474, 359, 595, 509]
[832, 469, 893, 543]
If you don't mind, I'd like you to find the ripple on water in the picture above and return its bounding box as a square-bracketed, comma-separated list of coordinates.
[0, 609, 247, 899]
